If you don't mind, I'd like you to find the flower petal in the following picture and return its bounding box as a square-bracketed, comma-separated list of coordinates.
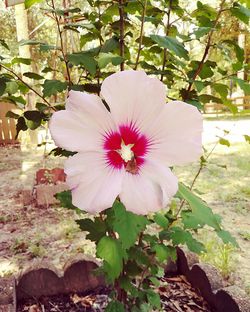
[120, 160, 178, 215]
[146, 101, 203, 166]
[65, 152, 124, 213]
[49, 91, 115, 152]
[100, 70, 166, 131]
[66, 90, 114, 131]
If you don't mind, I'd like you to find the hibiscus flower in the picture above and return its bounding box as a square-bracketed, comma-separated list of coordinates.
[49, 70, 202, 215]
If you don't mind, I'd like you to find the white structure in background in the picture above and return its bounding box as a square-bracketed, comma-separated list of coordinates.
[5, 0, 38, 145]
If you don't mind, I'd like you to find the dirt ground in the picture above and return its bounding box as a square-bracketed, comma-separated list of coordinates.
[0, 118, 249, 294]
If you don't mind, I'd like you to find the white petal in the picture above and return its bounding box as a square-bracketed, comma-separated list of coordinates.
[66, 90, 114, 132]
[65, 152, 124, 213]
[49, 91, 115, 152]
[146, 101, 203, 166]
[100, 70, 166, 131]
[120, 160, 178, 215]
[142, 160, 178, 206]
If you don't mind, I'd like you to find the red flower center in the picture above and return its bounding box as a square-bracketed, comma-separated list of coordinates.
[103, 124, 149, 173]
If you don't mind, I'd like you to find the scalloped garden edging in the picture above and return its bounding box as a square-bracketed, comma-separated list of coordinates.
[0, 250, 249, 312]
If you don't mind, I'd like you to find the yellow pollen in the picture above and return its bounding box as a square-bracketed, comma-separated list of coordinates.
[119, 142, 134, 162]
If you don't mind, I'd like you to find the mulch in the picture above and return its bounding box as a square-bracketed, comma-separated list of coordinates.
[17, 275, 212, 311]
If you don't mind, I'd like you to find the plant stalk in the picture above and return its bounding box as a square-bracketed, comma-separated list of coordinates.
[118, 0, 125, 71]
[51, 0, 72, 84]
[160, 0, 172, 81]
[134, 0, 148, 70]
[183, 0, 227, 100]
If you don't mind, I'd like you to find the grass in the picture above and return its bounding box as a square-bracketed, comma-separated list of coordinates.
[175, 141, 250, 288]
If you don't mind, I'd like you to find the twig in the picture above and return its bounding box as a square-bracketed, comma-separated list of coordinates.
[134, 0, 148, 70]
[51, 0, 71, 84]
[183, 0, 227, 100]
[0, 63, 56, 111]
[160, 0, 172, 81]
[118, 0, 125, 71]
[175, 124, 232, 217]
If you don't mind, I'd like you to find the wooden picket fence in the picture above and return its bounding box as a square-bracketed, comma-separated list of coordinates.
[204, 96, 250, 114]
[0, 102, 18, 145]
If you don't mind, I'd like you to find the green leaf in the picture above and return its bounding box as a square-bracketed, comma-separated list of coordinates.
[0, 39, 9, 50]
[42, 79, 67, 97]
[193, 27, 211, 39]
[244, 134, 250, 144]
[128, 247, 150, 266]
[177, 183, 221, 231]
[181, 211, 203, 229]
[36, 102, 49, 112]
[150, 35, 189, 60]
[170, 227, 205, 254]
[0, 78, 6, 96]
[24, 110, 42, 130]
[153, 244, 176, 262]
[146, 290, 161, 309]
[213, 83, 228, 99]
[5, 81, 19, 95]
[12, 57, 32, 65]
[216, 230, 238, 247]
[49, 147, 76, 157]
[231, 77, 250, 95]
[194, 81, 206, 92]
[7, 95, 26, 106]
[6, 111, 19, 119]
[76, 218, 106, 242]
[19, 39, 41, 46]
[23, 72, 44, 80]
[42, 67, 54, 73]
[68, 52, 97, 75]
[16, 116, 28, 138]
[219, 138, 230, 147]
[25, 0, 44, 9]
[55, 190, 79, 211]
[154, 213, 169, 228]
[198, 63, 214, 79]
[223, 100, 238, 114]
[40, 44, 59, 52]
[96, 236, 124, 280]
[199, 94, 222, 104]
[97, 53, 123, 69]
[101, 37, 119, 53]
[231, 3, 250, 24]
[222, 40, 244, 64]
[105, 301, 125, 312]
[113, 202, 148, 249]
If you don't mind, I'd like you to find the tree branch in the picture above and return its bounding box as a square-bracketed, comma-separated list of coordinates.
[0, 63, 56, 111]
[118, 0, 125, 71]
[160, 0, 172, 81]
[183, 0, 227, 100]
[134, 0, 148, 70]
[51, 0, 71, 84]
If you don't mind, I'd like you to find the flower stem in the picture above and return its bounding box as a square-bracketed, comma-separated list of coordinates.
[160, 0, 172, 82]
[134, 0, 148, 70]
[51, 0, 72, 85]
[183, 0, 227, 100]
[175, 124, 232, 217]
[118, 0, 125, 71]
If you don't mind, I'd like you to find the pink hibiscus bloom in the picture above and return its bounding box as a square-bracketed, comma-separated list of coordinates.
[49, 70, 202, 215]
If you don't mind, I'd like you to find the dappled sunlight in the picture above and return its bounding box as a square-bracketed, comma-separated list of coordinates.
[0, 258, 19, 277]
